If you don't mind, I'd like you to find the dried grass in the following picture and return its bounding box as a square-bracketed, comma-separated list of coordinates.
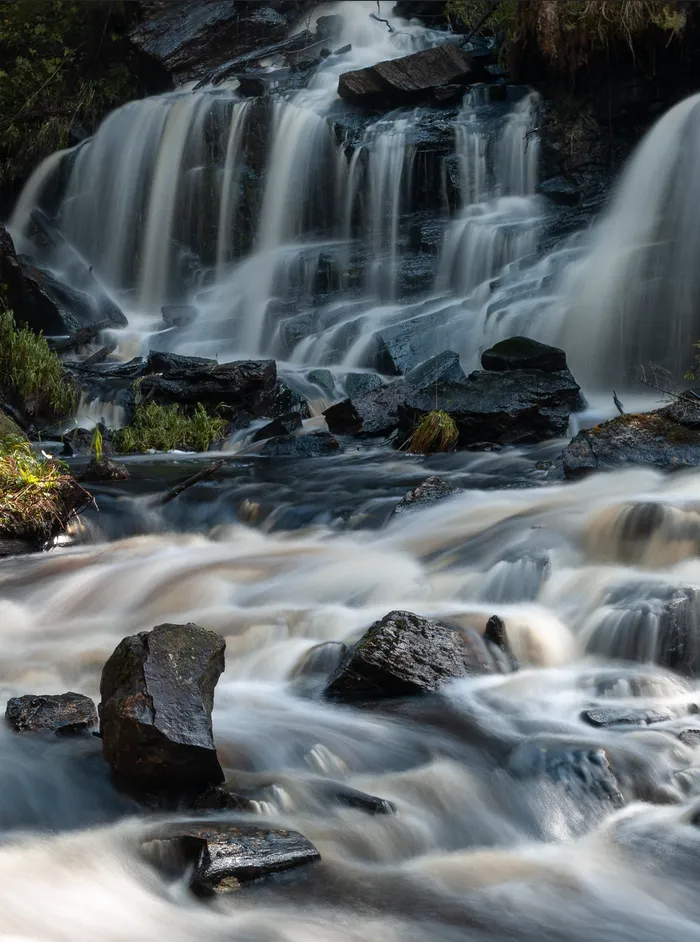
[405, 411, 459, 455]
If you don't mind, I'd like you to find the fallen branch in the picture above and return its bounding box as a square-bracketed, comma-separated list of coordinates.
[81, 343, 117, 369]
[459, 0, 503, 47]
[156, 459, 224, 508]
[370, 1, 394, 32]
[49, 320, 112, 355]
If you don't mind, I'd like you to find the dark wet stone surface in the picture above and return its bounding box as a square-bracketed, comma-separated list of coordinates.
[392, 475, 460, 517]
[5, 693, 98, 736]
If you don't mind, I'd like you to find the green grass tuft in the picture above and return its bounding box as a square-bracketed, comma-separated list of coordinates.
[0, 309, 76, 419]
[0, 434, 80, 542]
[405, 410, 459, 455]
[114, 401, 228, 454]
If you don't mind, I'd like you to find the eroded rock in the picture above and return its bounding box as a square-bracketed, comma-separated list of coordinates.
[392, 475, 460, 517]
[324, 610, 510, 701]
[79, 457, 129, 483]
[99, 622, 225, 792]
[5, 692, 97, 735]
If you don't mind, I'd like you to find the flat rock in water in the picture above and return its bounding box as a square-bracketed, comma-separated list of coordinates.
[405, 350, 467, 389]
[313, 781, 396, 815]
[5, 692, 97, 735]
[481, 336, 567, 373]
[582, 705, 680, 728]
[99, 622, 225, 792]
[176, 824, 320, 893]
[324, 610, 509, 701]
[509, 741, 624, 807]
[260, 431, 340, 457]
[338, 43, 474, 103]
[562, 405, 700, 478]
[392, 475, 460, 517]
[79, 457, 129, 483]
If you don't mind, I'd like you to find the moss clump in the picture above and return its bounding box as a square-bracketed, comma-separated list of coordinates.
[405, 410, 459, 455]
[0, 435, 83, 544]
[446, 0, 519, 37]
[0, 309, 76, 420]
[114, 401, 228, 455]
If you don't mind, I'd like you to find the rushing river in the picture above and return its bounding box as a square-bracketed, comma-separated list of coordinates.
[5, 0, 700, 938]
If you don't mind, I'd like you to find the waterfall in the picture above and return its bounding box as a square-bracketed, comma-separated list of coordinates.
[215, 100, 252, 277]
[552, 92, 700, 387]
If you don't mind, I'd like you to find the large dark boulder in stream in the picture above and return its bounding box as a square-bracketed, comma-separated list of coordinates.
[481, 337, 567, 373]
[324, 610, 513, 702]
[79, 457, 129, 483]
[5, 693, 97, 736]
[99, 622, 225, 793]
[338, 42, 476, 104]
[324, 381, 408, 437]
[155, 824, 320, 894]
[392, 475, 460, 517]
[252, 412, 303, 443]
[562, 403, 700, 479]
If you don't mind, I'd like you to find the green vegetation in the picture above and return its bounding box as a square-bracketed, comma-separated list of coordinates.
[0, 1, 141, 193]
[114, 401, 228, 455]
[91, 425, 103, 461]
[405, 411, 459, 455]
[0, 309, 76, 419]
[446, 0, 518, 38]
[0, 434, 79, 542]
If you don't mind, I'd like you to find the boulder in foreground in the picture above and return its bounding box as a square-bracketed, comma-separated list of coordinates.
[324, 610, 514, 701]
[99, 622, 225, 792]
[481, 336, 567, 373]
[162, 824, 320, 894]
[5, 692, 97, 735]
[562, 403, 700, 478]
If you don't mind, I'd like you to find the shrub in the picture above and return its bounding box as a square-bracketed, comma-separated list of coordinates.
[114, 401, 228, 454]
[0, 309, 76, 419]
[0, 434, 80, 541]
[405, 410, 459, 455]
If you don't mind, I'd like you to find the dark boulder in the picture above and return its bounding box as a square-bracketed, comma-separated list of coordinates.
[316, 13, 343, 41]
[338, 42, 475, 104]
[538, 176, 581, 206]
[291, 641, 348, 682]
[99, 622, 225, 792]
[584, 582, 700, 678]
[162, 305, 198, 329]
[481, 336, 567, 373]
[79, 457, 129, 483]
[192, 785, 255, 813]
[260, 431, 341, 458]
[343, 372, 383, 398]
[307, 368, 336, 397]
[392, 475, 460, 517]
[253, 379, 311, 420]
[167, 824, 320, 894]
[509, 740, 624, 807]
[562, 405, 700, 479]
[252, 412, 303, 442]
[405, 350, 467, 389]
[399, 368, 584, 447]
[313, 781, 396, 815]
[324, 610, 511, 701]
[129, 1, 293, 85]
[372, 307, 456, 374]
[5, 692, 97, 735]
[323, 381, 407, 437]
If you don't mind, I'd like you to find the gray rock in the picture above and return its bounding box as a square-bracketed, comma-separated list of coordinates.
[307, 368, 336, 397]
[582, 706, 680, 728]
[392, 475, 460, 517]
[252, 412, 303, 443]
[372, 308, 455, 374]
[79, 457, 129, 483]
[323, 381, 407, 437]
[324, 610, 509, 701]
[343, 372, 383, 398]
[480, 337, 567, 373]
[405, 350, 467, 389]
[5, 693, 97, 735]
[509, 741, 624, 807]
[261, 431, 341, 457]
[99, 622, 225, 792]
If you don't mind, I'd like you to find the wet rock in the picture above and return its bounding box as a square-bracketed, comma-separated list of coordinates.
[483, 615, 517, 665]
[307, 368, 336, 397]
[314, 781, 396, 815]
[79, 457, 129, 483]
[372, 307, 455, 374]
[392, 475, 460, 517]
[539, 176, 581, 206]
[172, 824, 320, 893]
[324, 610, 507, 701]
[260, 431, 341, 458]
[291, 642, 348, 682]
[99, 622, 225, 792]
[679, 729, 700, 747]
[5, 692, 97, 736]
[253, 380, 311, 420]
[343, 372, 383, 398]
[399, 368, 584, 447]
[237, 75, 269, 97]
[192, 785, 255, 813]
[130, 1, 293, 85]
[323, 381, 407, 437]
[162, 304, 197, 329]
[251, 412, 303, 443]
[480, 336, 568, 373]
[338, 43, 475, 104]
[333, 43, 352, 57]
[584, 582, 700, 678]
[316, 13, 343, 41]
[582, 705, 680, 728]
[405, 350, 467, 389]
[562, 406, 700, 479]
[509, 741, 624, 807]
[433, 84, 468, 104]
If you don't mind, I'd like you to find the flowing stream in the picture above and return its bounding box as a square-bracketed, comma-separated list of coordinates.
[5, 2, 700, 939]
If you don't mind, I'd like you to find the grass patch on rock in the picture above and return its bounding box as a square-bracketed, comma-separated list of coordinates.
[0, 435, 83, 545]
[405, 410, 459, 455]
[114, 401, 228, 454]
[0, 309, 76, 420]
